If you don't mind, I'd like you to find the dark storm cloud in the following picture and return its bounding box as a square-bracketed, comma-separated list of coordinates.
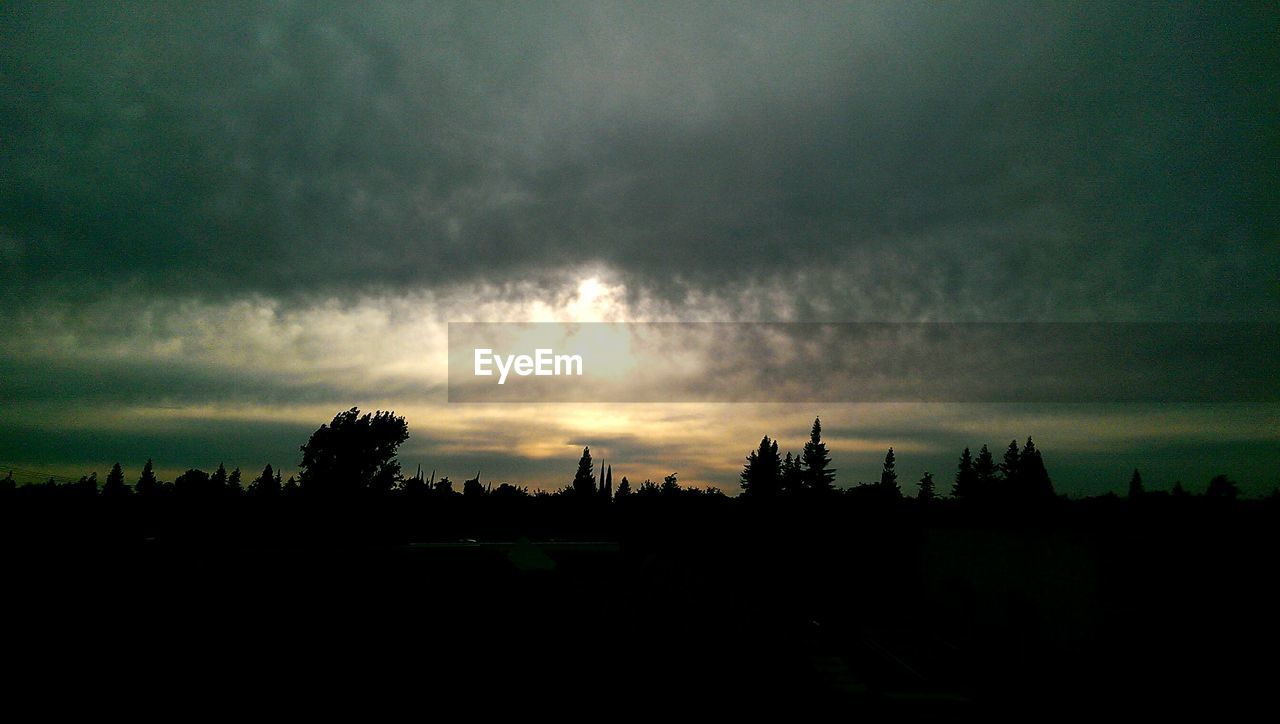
[4, 1, 1275, 318]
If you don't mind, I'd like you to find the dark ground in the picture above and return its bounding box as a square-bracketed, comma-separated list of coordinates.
[3, 496, 1277, 715]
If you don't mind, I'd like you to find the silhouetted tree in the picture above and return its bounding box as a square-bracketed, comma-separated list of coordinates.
[210, 463, 228, 491]
[491, 483, 529, 499]
[1171, 480, 1188, 498]
[0, 471, 13, 495]
[298, 408, 409, 496]
[282, 476, 299, 496]
[1205, 474, 1239, 500]
[136, 459, 160, 497]
[636, 479, 661, 497]
[71, 472, 98, 497]
[974, 444, 998, 499]
[174, 469, 213, 497]
[249, 464, 280, 497]
[602, 465, 613, 499]
[952, 447, 977, 498]
[433, 477, 455, 496]
[780, 452, 802, 496]
[1020, 438, 1054, 500]
[102, 462, 129, 497]
[615, 476, 632, 499]
[227, 467, 242, 494]
[1000, 439, 1021, 496]
[401, 466, 429, 496]
[917, 472, 936, 502]
[1128, 469, 1144, 500]
[463, 472, 486, 498]
[571, 447, 595, 498]
[740, 435, 781, 498]
[660, 473, 681, 497]
[801, 417, 836, 495]
[879, 447, 901, 498]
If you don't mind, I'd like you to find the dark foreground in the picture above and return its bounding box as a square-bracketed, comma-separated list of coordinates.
[4, 496, 1277, 714]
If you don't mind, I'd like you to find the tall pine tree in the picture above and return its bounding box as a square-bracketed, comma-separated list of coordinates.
[741, 436, 782, 498]
[917, 472, 936, 502]
[1000, 439, 1021, 497]
[135, 458, 159, 497]
[102, 462, 129, 497]
[952, 447, 977, 498]
[880, 447, 901, 499]
[974, 444, 998, 499]
[801, 417, 836, 495]
[1020, 437, 1054, 500]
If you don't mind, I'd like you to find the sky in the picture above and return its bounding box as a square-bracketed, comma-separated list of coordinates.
[2, 1, 1277, 495]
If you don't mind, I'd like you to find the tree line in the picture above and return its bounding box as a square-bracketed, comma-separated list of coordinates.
[0, 408, 1258, 503]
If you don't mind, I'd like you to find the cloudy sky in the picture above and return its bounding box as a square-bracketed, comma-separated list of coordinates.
[2, 1, 1277, 494]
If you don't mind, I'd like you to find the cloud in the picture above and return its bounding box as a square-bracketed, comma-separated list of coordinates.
[2, 1, 1274, 320]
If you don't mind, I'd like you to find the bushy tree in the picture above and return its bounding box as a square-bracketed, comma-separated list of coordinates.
[660, 473, 681, 497]
[298, 408, 409, 496]
[174, 469, 213, 497]
[615, 476, 632, 499]
[1205, 474, 1239, 500]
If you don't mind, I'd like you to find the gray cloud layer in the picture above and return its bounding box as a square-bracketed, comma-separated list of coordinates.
[4, 1, 1276, 319]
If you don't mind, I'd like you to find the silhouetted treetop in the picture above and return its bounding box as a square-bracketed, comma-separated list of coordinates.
[572, 446, 595, 498]
[102, 462, 128, 498]
[1206, 474, 1240, 500]
[299, 408, 409, 496]
[1128, 469, 1144, 500]
[801, 417, 836, 494]
[741, 435, 781, 498]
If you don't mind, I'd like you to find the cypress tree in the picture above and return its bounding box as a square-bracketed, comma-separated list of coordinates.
[572, 447, 595, 497]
